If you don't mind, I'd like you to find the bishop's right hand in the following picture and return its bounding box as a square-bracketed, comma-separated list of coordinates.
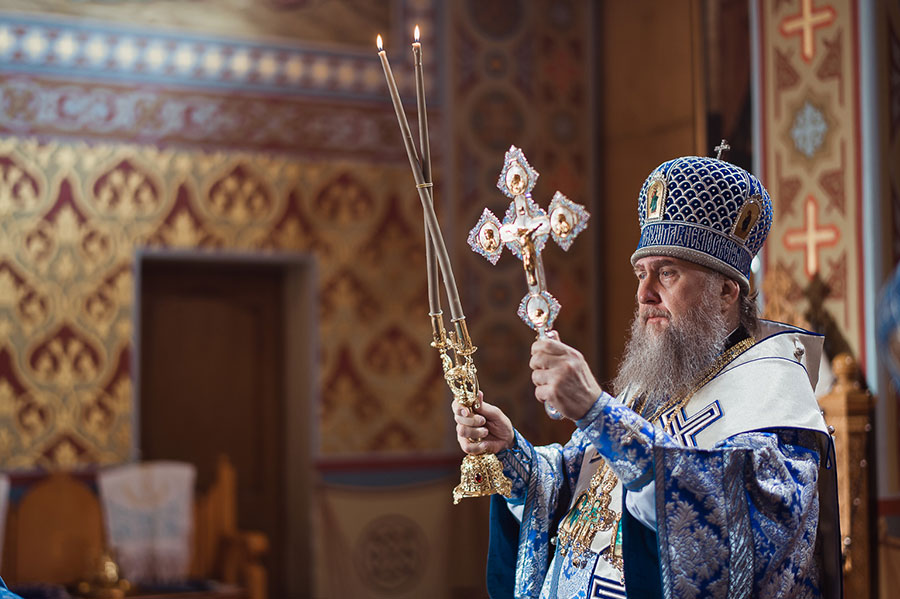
[453, 392, 515, 455]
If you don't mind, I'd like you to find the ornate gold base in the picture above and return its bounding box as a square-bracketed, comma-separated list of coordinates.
[453, 452, 512, 504]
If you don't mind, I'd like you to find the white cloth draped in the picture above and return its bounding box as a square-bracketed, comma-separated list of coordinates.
[98, 461, 195, 583]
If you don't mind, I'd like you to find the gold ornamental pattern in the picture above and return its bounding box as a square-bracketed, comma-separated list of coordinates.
[0, 136, 445, 469]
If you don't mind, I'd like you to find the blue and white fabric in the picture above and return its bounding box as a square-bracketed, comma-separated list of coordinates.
[0, 577, 22, 599]
[488, 321, 841, 599]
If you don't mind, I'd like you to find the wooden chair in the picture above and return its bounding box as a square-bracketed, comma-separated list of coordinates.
[1, 455, 267, 599]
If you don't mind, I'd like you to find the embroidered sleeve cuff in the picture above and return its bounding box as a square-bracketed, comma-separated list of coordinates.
[579, 396, 657, 490]
[575, 392, 614, 430]
[496, 429, 533, 501]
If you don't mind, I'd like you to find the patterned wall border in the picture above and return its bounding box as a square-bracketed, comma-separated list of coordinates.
[0, 75, 413, 161]
[0, 8, 437, 101]
[0, 2, 446, 160]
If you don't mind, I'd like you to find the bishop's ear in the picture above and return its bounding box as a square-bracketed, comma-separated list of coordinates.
[720, 276, 740, 309]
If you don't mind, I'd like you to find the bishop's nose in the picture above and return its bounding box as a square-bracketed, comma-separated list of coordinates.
[637, 276, 661, 306]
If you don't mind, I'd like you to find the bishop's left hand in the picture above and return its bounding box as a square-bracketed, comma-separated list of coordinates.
[529, 331, 603, 421]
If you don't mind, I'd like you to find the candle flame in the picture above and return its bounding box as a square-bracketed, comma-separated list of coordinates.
[376, 34, 383, 51]
[414, 25, 420, 42]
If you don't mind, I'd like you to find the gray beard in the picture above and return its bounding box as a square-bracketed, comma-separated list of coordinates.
[612, 282, 730, 416]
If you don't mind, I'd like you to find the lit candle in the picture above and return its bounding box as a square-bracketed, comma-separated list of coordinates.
[377, 34, 464, 321]
[413, 25, 441, 318]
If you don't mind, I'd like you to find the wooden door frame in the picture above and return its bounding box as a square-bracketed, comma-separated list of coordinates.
[133, 248, 317, 598]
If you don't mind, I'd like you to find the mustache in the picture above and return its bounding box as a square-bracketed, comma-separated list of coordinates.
[641, 307, 671, 322]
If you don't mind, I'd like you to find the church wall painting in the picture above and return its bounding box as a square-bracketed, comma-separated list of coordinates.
[758, 0, 900, 510]
[0, 0, 598, 469]
[758, 0, 864, 360]
[0, 137, 455, 468]
[0, 3, 597, 593]
[0, 1, 481, 470]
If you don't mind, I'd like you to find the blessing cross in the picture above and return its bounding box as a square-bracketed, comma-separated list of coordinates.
[468, 145, 590, 336]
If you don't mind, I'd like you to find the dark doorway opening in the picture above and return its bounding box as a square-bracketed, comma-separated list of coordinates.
[136, 250, 315, 599]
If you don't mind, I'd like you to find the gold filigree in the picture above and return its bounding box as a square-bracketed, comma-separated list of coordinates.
[160, 211, 205, 247]
[0, 380, 17, 417]
[83, 396, 115, 444]
[0, 161, 40, 216]
[0, 265, 50, 333]
[207, 167, 272, 223]
[314, 173, 373, 226]
[557, 461, 619, 568]
[53, 251, 77, 281]
[82, 266, 133, 336]
[0, 269, 18, 307]
[16, 396, 51, 447]
[28, 326, 104, 386]
[23, 227, 54, 271]
[270, 219, 307, 251]
[54, 204, 83, 245]
[453, 453, 512, 504]
[51, 437, 81, 469]
[0, 137, 436, 468]
[92, 162, 160, 218]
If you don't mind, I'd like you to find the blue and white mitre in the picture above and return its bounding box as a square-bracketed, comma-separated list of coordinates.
[631, 156, 774, 291]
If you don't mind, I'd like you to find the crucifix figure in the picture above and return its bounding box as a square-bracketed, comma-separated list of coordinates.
[468, 146, 589, 336]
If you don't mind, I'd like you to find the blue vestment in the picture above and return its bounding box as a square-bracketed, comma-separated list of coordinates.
[487, 322, 842, 599]
[0, 577, 23, 599]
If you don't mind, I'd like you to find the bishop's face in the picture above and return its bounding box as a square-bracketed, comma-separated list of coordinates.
[615, 255, 732, 405]
[633, 256, 723, 333]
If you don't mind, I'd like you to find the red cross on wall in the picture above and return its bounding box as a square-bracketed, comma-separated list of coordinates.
[783, 195, 840, 278]
[779, 0, 837, 63]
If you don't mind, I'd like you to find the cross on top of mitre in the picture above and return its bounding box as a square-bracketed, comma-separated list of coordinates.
[467, 145, 590, 332]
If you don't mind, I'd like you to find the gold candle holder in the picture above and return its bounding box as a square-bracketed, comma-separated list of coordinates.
[377, 31, 511, 503]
